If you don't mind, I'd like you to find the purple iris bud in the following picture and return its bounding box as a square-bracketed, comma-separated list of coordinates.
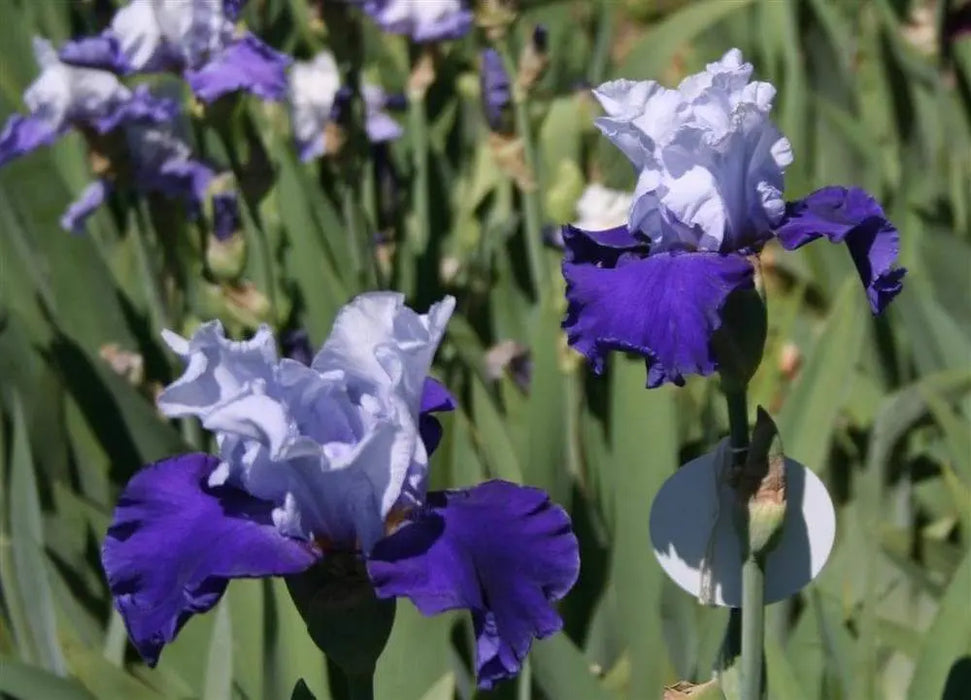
[211, 190, 240, 240]
[531, 25, 549, 53]
[0, 37, 175, 168]
[288, 51, 402, 161]
[362, 0, 472, 43]
[59, 0, 290, 103]
[101, 293, 579, 688]
[480, 49, 512, 133]
[562, 49, 906, 388]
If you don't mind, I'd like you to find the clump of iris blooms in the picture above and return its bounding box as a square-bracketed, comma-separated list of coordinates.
[561, 49, 906, 388]
[103, 292, 579, 689]
[58, 0, 291, 103]
[287, 50, 403, 161]
[362, 0, 473, 43]
[0, 37, 236, 234]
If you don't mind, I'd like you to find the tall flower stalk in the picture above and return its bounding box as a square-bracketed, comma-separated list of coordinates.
[559, 49, 906, 700]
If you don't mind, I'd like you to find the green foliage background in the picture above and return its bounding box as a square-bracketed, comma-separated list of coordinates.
[1, 0, 970, 698]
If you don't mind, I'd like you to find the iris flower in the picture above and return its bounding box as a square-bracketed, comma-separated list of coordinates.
[362, 0, 473, 42]
[562, 49, 906, 387]
[104, 293, 579, 689]
[0, 37, 175, 168]
[0, 37, 231, 233]
[288, 51, 402, 161]
[58, 0, 290, 103]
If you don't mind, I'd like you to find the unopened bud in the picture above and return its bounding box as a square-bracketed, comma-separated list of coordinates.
[733, 406, 787, 557]
[517, 25, 549, 91]
[206, 231, 247, 281]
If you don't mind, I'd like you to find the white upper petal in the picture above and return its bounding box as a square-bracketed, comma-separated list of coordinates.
[154, 294, 454, 550]
[592, 48, 792, 251]
[23, 37, 130, 129]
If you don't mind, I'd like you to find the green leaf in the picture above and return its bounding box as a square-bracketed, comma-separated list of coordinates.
[0, 657, 94, 700]
[5, 393, 67, 674]
[777, 276, 867, 472]
[530, 633, 616, 700]
[607, 358, 678, 698]
[202, 601, 233, 700]
[375, 604, 455, 700]
[907, 548, 971, 699]
[615, 0, 756, 79]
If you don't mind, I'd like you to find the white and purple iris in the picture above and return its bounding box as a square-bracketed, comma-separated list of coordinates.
[104, 292, 579, 689]
[0, 37, 232, 234]
[0, 37, 175, 168]
[362, 0, 472, 42]
[58, 0, 290, 103]
[562, 49, 907, 387]
[288, 51, 402, 161]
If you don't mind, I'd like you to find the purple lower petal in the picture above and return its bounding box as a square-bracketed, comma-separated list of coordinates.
[0, 114, 60, 166]
[60, 180, 111, 234]
[774, 186, 906, 313]
[562, 250, 754, 387]
[367, 481, 579, 689]
[103, 453, 319, 665]
[59, 33, 132, 73]
[363, 1, 473, 42]
[561, 223, 648, 265]
[185, 34, 291, 103]
[418, 377, 456, 456]
[92, 86, 179, 133]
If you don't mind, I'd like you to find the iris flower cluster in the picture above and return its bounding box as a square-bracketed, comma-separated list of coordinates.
[104, 293, 580, 689]
[562, 49, 906, 387]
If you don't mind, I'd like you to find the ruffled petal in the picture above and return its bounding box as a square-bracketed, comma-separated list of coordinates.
[774, 186, 906, 313]
[60, 180, 111, 233]
[185, 34, 291, 103]
[311, 292, 455, 415]
[0, 114, 60, 166]
[103, 453, 319, 665]
[156, 321, 278, 419]
[562, 249, 754, 386]
[367, 481, 579, 689]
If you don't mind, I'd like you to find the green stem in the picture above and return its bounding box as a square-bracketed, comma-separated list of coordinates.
[725, 389, 750, 466]
[345, 671, 374, 700]
[741, 554, 766, 700]
[408, 79, 431, 254]
[724, 388, 765, 700]
[342, 181, 367, 289]
[497, 41, 548, 302]
[131, 203, 168, 337]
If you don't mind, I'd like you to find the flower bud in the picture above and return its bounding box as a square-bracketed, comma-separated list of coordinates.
[732, 406, 787, 557]
[285, 552, 396, 676]
[711, 284, 767, 394]
[517, 25, 549, 91]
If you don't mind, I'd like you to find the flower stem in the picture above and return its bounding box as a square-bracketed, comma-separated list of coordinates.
[131, 202, 168, 338]
[741, 553, 766, 700]
[345, 671, 375, 700]
[407, 69, 431, 254]
[724, 388, 765, 700]
[497, 40, 548, 302]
